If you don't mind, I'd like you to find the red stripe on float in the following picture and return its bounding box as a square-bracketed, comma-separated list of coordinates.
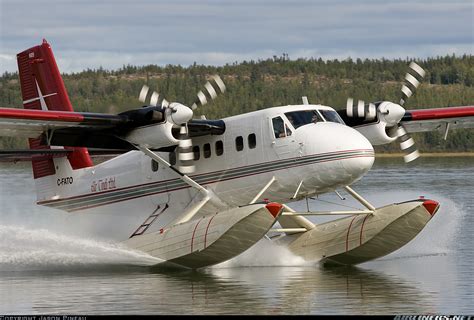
[190, 218, 204, 253]
[204, 214, 217, 248]
[345, 216, 358, 252]
[359, 214, 370, 246]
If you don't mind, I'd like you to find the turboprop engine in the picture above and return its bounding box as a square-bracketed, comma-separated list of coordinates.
[349, 101, 406, 145]
[343, 62, 426, 163]
[122, 103, 192, 149]
[122, 75, 226, 164]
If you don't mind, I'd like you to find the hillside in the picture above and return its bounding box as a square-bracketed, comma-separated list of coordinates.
[1, 54, 473, 152]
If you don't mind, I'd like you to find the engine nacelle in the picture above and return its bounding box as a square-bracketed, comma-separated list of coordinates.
[120, 104, 193, 149]
[350, 101, 405, 145]
[354, 121, 399, 145]
[124, 120, 178, 148]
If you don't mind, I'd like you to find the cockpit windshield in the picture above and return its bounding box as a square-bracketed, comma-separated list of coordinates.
[284, 109, 345, 129]
[319, 110, 345, 124]
[285, 110, 323, 129]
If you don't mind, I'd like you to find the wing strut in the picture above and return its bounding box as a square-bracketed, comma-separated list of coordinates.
[281, 186, 375, 218]
[135, 145, 210, 224]
[274, 186, 375, 236]
[249, 176, 276, 204]
[136, 145, 208, 196]
[343, 186, 375, 211]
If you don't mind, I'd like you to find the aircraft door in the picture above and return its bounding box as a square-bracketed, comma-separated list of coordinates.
[141, 156, 171, 207]
[268, 115, 298, 159]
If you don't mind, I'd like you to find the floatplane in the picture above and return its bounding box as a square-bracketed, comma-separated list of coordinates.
[1, 40, 473, 268]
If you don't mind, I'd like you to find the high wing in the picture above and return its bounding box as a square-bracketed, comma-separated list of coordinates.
[0, 107, 124, 137]
[0, 107, 225, 150]
[0, 148, 128, 162]
[401, 106, 474, 133]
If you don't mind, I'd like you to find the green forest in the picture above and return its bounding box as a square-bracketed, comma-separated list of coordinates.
[1, 54, 473, 152]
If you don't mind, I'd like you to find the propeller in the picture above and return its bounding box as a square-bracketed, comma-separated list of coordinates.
[138, 75, 226, 173]
[177, 125, 195, 174]
[346, 98, 377, 121]
[395, 62, 425, 163]
[191, 75, 226, 110]
[139, 85, 169, 107]
[400, 62, 426, 106]
[345, 62, 426, 163]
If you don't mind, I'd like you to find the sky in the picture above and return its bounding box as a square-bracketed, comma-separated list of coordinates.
[0, 0, 473, 73]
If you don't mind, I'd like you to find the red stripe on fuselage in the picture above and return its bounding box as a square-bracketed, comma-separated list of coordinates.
[39, 153, 375, 211]
[38, 149, 375, 204]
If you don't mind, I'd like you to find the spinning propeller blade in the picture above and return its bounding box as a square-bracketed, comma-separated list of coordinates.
[177, 125, 195, 174]
[396, 125, 420, 163]
[138, 85, 149, 103]
[191, 75, 226, 110]
[400, 62, 426, 106]
[346, 98, 376, 121]
[139, 85, 169, 107]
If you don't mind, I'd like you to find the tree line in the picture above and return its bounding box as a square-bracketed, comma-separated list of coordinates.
[0, 54, 473, 152]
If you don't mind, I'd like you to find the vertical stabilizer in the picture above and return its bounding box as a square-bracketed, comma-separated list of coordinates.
[16, 39, 92, 179]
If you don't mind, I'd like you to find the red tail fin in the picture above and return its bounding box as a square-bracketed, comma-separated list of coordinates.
[17, 39, 92, 178]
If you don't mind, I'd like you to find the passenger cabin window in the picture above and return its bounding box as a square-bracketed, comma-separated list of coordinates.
[203, 143, 211, 158]
[285, 110, 323, 129]
[151, 160, 159, 172]
[236, 136, 244, 151]
[272, 116, 292, 138]
[319, 109, 345, 124]
[193, 146, 200, 160]
[216, 140, 224, 156]
[248, 134, 256, 149]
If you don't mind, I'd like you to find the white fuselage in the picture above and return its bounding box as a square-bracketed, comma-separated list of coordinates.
[35, 104, 375, 240]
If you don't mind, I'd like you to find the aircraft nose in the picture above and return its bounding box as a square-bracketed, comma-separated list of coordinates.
[336, 125, 375, 179]
[300, 122, 374, 184]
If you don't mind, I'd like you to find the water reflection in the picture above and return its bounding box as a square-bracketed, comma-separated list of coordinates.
[0, 157, 473, 314]
[0, 262, 436, 314]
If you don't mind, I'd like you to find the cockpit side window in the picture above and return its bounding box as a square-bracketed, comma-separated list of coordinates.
[272, 116, 293, 139]
[285, 110, 323, 129]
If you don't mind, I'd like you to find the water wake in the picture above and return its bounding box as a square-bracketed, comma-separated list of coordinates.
[375, 192, 463, 261]
[0, 190, 464, 272]
[214, 238, 312, 268]
[0, 225, 162, 271]
[215, 190, 464, 268]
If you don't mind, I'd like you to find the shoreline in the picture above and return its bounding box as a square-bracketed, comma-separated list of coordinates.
[375, 152, 474, 158]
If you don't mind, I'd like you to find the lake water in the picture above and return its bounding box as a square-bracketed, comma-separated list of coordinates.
[0, 157, 473, 315]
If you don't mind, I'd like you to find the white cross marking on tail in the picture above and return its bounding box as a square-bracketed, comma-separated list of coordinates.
[22, 80, 57, 110]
